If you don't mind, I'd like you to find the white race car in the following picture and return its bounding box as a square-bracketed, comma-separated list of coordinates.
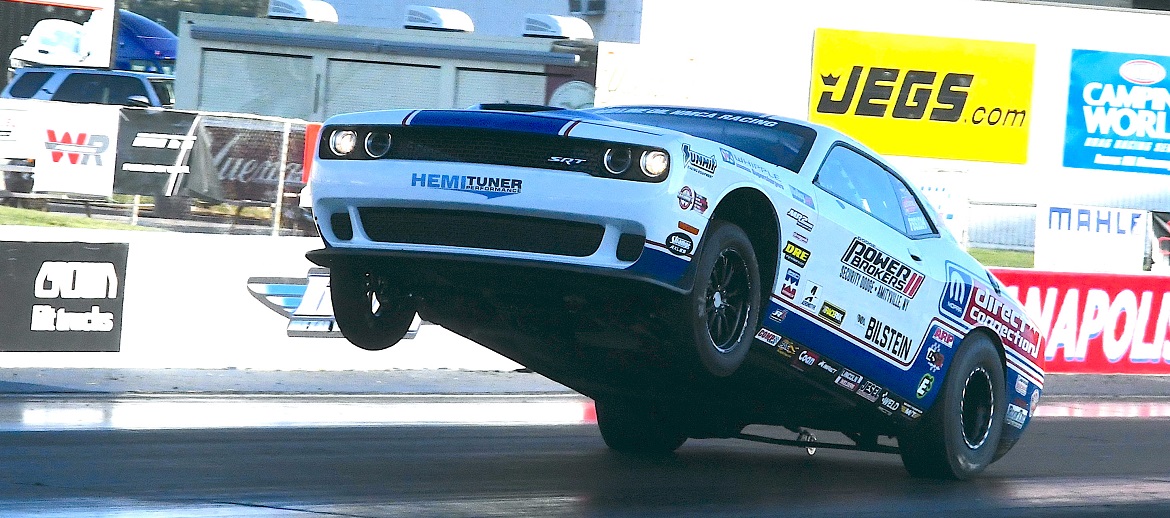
[307, 104, 1045, 479]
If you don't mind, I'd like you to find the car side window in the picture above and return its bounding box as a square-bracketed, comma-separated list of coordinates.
[6, 71, 53, 98]
[52, 74, 149, 105]
[815, 145, 935, 237]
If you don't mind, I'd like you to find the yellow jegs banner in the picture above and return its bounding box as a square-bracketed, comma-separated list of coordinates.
[809, 29, 1035, 164]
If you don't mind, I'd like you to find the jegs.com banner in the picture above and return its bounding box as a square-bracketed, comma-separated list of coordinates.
[993, 268, 1170, 374]
[809, 29, 1035, 164]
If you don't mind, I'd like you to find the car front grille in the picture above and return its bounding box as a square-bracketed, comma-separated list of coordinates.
[387, 127, 605, 175]
[358, 207, 605, 257]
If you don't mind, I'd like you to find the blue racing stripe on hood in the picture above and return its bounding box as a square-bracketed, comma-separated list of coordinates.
[407, 110, 576, 135]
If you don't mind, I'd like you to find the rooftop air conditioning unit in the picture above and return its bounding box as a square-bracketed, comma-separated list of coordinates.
[268, 0, 339, 23]
[404, 5, 474, 32]
[568, 0, 606, 16]
[523, 14, 594, 40]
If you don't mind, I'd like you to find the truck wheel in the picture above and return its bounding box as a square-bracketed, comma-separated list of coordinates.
[329, 264, 416, 351]
[681, 220, 761, 377]
[899, 333, 1006, 479]
[595, 399, 686, 455]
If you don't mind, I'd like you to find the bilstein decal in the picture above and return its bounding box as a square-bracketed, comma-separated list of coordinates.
[809, 29, 1035, 164]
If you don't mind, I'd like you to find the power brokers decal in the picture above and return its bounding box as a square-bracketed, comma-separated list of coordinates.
[0, 241, 128, 352]
[809, 28, 1035, 164]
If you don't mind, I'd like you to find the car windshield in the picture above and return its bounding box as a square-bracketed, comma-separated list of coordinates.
[588, 106, 817, 173]
[150, 78, 175, 107]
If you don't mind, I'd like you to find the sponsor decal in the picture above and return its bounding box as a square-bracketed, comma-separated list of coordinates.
[810, 28, 1035, 164]
[755, 327, 781, 347]
[841, 238, 925, 298]
[770, 308, 789, 323]
[790, 186, 816, 209]
[817, 359, 839, 375]
[901, 403, 923, 419]
[1006, 403, 1029, 429]
[678, 186, 695, 210]
[800, 282, 822, 311]
[786, 208, 815, 231]
[924, 320, 957, 349]
[719, 148, 785, 188]
[1063, 50, 1170, 175]
[31, 261, 118, 332]
[864, 317, 918, 366]
[792, 232, 809, 244]
[783, 241, 811, 267]
[1030, 389, 1041, 413]
[879, 390, 901, 414]
[776, 337, 799, 357]
[678, 186, 709, 213]
[839, 265, 908, 311]
[857, 380, 882, 402]
[548, 156, 586, 165]
[794, 349, 819, 370]
[666, 232, 694, 256]
[916, 373, 935, 399]
[835, 368, 863, 391]
[410, 173, 522, 198]
[1015, 375, 1029, 396]
[781, 269, 800, 300]
[46, 130, 111, 165]
[963, 285, 1042, 359]
[924, 343, 945, 372]
[940, 262, 975, 322]
[819, 301, 846, 326]
[681, 143, 717, 176]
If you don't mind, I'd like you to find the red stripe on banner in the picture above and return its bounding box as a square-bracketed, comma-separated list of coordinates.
[992, 268, 1170, 374]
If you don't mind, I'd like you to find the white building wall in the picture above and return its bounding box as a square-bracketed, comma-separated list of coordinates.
[325, 0, 643, 42]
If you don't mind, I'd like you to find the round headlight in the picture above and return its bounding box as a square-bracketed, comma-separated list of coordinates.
[641, 150, 669, 177]
[604, 148, 632, 174]
[364, 132, 392, 158]
[329, 130, 357, 156]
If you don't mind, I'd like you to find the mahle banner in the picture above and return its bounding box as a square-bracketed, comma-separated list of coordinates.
[809, 29, 1035, 164]
[1064, 49, 1170, 175]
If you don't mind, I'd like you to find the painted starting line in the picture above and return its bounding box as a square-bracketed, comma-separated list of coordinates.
[3, 396, 1169, 431]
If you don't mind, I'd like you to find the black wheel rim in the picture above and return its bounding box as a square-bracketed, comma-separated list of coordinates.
[960, 367, 994, 449]
[704, 248, 751, 352]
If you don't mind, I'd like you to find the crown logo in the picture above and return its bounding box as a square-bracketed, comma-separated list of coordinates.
[821, 73, 840, 87]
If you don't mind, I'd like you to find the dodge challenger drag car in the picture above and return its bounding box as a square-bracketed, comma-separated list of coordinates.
[306, 103, 1046, 479]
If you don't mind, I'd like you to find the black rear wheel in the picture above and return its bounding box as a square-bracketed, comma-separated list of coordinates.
[329, 263, 417, 351]
[595, 399, 687, 455]
[899, 332, 1005, 479]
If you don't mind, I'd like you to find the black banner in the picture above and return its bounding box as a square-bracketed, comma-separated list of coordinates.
[0, 241, 128, 352]
[114, 108, 225, 200]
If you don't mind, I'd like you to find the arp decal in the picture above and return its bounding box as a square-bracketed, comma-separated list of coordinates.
[864, 316, 920, 367]
[783, 241, 811, 267]
[819, 301, 846, 326]
[781, 269, 800, 300]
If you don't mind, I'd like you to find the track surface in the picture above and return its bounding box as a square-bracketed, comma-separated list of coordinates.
[0, 396, 1167, 517]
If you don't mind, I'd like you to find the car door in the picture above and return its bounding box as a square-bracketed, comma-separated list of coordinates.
[799, 142, 949, 403]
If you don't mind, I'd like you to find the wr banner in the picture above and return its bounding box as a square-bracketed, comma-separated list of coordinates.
[993, 268, 1170, 374]
[0, 241, 128, 352]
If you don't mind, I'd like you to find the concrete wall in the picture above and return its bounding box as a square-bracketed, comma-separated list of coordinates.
[0, 226, 520, 371]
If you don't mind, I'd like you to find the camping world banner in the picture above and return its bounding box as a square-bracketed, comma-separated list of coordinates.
[1064, 49, 1170, 175]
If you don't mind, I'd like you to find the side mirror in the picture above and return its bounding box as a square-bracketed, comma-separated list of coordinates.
[125, 95, 152, 107]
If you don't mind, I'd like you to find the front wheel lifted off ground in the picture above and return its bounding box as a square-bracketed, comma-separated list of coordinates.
[329, 264, 417, 351]
[681, 220, 762, 378]
[899, 332, 1006, 479]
